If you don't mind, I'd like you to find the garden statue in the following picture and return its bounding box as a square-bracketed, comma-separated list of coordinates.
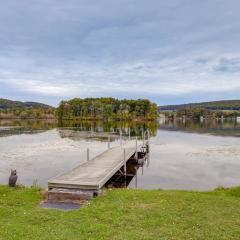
[9, 169, 18, 187]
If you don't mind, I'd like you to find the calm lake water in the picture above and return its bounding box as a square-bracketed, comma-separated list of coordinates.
[0, 119, 239, 190]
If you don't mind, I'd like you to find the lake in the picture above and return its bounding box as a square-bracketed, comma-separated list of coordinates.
[0, 119, 239, 190]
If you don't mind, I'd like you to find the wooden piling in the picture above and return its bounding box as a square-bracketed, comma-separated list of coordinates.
[147, 129, 150, 153]
[143, 131, 146, 147]
[135, 166, 138, 188]
[87, 148, 90, 161]
[108, 135, 110, 149]
[120, 130, 122, 146]
[147, 129, 150, 140]
[135, 137, 138, 161]
[123, 148, 126, 177]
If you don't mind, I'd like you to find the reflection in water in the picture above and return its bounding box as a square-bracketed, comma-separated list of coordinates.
[0, 119, 57, 137]
[1, 118, 239, 138]
[0, 119, 158, 138]
[159, 118, 240, 137]
[59, 120, 158, 137]
[58, 129, 124, 142]
[105, 154, 150, 188]
[0, 119, 239, 190]
[0, 119, 57, 129]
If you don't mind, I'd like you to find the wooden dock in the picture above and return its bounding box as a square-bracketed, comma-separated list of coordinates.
[47, 139, 149, 202]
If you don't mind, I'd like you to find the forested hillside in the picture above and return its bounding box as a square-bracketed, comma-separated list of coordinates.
[58, 98, 158, 121]
[160, 100, 240, 111]
[0, 99, 55, 119]
[159, 100, 240, 119]
[0, 98, 52, 109]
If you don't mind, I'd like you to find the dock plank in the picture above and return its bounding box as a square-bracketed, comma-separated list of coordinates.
[48, 141, 139, 190]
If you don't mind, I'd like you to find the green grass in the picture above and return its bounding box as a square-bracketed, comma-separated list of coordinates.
[1, 185, 240, 240]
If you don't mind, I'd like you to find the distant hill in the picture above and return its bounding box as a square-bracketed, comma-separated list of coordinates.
[159, 100, 240, 111]
[0, 98, 53, 109]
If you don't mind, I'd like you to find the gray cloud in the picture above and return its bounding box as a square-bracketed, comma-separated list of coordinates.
[0, 0, 240, 105]
[214, 58, 240, 72]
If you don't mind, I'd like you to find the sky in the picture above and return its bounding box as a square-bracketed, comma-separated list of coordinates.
[0, 0, 240, 106]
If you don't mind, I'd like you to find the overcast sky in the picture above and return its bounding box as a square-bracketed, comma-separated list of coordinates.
[0, 0, 240, 106]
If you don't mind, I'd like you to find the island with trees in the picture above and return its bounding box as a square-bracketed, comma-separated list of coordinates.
[58, 98, 159, 121]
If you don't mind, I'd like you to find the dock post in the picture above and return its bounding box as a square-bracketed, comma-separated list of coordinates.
[108, 135, 110, 149]
[135, 166, 138, 188]
[123, 148, 126, 178]
[87, 148, 90, 161]
[120, 130, 122, 146]
[147, 129, 150, 140]
[142, 129, 145, 147]
[147, 129, 150, 153]
[135, 136, 138, 161]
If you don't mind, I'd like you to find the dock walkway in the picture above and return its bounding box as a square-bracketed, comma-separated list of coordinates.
[48, 141, 142, 192]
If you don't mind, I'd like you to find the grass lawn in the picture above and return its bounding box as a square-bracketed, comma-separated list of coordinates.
[0, 185, 240, 240]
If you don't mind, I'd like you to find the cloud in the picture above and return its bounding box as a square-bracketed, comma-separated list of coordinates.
[0, 0, 240, 104]
[1, 55, 240, 100]
[214, 57, 240, 73]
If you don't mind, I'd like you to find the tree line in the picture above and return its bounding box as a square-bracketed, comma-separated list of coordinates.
[58, 98, 158, 121]
[163, 107, 240, 119]
[160, 100, 240, 111]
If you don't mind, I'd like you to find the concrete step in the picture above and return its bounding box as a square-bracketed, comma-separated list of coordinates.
[47, 188, 100, 203]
